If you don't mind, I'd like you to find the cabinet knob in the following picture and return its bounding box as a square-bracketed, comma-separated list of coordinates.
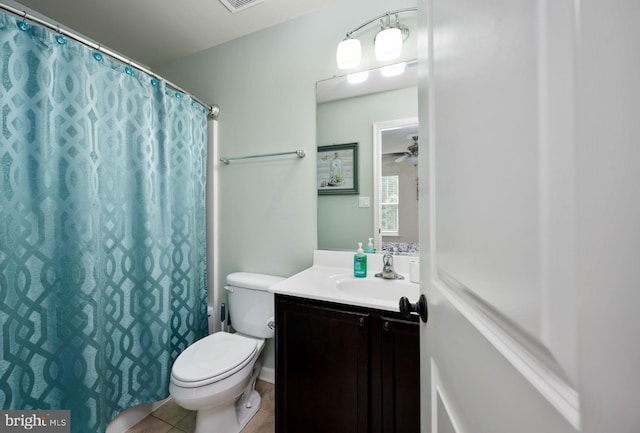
[399, 294, 429, 323]
[383, 321, 390, 331]
[359, 317, 365, 327]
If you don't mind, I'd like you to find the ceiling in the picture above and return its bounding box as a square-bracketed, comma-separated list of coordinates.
[13, 0, 339, 66]
[383, 126, 419, 154]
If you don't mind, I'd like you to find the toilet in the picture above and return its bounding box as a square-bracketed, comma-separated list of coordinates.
[169, 272, 284, 433]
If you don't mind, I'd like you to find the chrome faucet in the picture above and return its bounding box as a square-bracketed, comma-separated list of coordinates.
[375, 252, 404, 280]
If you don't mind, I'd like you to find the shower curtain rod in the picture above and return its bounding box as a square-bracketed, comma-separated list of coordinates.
[0, 1, 220, 119]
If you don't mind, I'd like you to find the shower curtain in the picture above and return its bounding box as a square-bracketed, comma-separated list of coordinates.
[0, 11, 208, 432]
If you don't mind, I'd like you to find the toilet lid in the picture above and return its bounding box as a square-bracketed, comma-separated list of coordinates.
[172, 332, 258, 386]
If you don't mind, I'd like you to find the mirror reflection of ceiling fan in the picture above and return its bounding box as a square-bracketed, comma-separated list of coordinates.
[383, 135, 419, 166]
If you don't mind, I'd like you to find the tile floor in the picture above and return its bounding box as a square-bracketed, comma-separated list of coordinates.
[124, 381, 275, 433]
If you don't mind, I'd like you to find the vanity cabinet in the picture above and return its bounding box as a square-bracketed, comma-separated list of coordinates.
[275, 294, 420, 433]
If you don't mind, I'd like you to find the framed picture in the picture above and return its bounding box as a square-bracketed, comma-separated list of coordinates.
[317, 143, 359, 195]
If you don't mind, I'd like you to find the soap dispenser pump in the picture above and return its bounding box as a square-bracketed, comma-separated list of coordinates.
[354, 242, 367, 278]
[364, 237, 376, 254]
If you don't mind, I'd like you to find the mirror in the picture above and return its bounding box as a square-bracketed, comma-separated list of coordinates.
[316, 60, 419, 255]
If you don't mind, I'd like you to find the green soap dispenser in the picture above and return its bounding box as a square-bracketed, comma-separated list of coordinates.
[354, 242, 367, 278]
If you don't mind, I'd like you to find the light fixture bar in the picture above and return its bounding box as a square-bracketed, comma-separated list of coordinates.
[342, 7, 417, 39]
[337, 7, 416, 70]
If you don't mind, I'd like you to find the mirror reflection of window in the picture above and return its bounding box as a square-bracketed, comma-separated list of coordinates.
[381, 175, 399, 235]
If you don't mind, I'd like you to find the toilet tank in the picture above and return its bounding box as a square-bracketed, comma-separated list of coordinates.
[225, 272, 284, 339]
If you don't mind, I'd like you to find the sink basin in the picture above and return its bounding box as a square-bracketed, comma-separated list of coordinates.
[335, 277, 419, 303]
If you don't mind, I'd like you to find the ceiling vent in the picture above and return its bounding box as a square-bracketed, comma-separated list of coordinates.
[219, 0, 264, 13]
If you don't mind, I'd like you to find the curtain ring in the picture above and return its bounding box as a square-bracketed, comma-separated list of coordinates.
[17, 11, 31, 31]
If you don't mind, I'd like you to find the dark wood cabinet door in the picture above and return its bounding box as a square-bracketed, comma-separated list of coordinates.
[276, 296, 370, 433]
[379, 315, 420, 433]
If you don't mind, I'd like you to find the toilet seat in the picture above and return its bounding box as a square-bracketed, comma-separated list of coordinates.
[171, 332, 259, 388]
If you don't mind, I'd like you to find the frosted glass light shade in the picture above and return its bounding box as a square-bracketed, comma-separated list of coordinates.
[375, 27, 402, 61]
[336, 38, 362, 69]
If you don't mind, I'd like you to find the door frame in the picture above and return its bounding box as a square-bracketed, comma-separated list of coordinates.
[373, 116, 420, 252]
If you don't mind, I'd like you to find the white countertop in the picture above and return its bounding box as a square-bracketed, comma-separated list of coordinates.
[268, 250, 420, 312]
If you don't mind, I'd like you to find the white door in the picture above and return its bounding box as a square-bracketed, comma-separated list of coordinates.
[417, 1, 640, 432]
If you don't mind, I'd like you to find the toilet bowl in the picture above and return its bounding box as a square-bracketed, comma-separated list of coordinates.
[169, 332, 265, 432]
[169, 272, 283, 433]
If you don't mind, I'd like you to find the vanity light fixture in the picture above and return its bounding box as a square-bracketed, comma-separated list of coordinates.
[347, 70, 369, 84]
[381, 62, 406, 77]
[336, 37, 362, 70]
[374, 15, 403, 61]
[336, 8, 416, 70]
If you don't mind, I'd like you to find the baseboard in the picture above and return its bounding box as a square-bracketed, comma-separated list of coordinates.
[259, 366, 275, 384]
[105, 398, 169, 433]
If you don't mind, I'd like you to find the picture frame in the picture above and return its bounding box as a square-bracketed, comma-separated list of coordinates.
[317, 142, 359, 195]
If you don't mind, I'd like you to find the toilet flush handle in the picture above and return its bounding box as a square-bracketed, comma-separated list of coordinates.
[267, 317, 276, 331]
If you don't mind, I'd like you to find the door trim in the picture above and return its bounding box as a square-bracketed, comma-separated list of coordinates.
[431, 359, 466, 433]
[433, 271, 580, 429]
[372, 117, 419, 252]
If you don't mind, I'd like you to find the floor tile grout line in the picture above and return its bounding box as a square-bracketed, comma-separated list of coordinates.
[124, 381, 274, 433]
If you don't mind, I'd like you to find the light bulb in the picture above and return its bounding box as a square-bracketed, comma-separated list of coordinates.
[375, 27, 402, 61]
[336, 38, 361, 69]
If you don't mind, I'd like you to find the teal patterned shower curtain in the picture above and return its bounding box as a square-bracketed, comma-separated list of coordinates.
[0, 11, 208, 432]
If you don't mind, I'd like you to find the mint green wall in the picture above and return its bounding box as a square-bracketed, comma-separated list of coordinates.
[154, 0, 417, 374]
[317, 86, 418, 250]
[155, 0, 417, 282]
